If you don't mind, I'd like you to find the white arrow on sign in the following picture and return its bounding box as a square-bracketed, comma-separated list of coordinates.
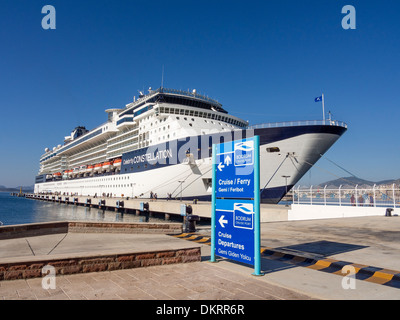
[219, 215, 228, 228]
[217, 162, 225, 171]
[224, 155, 232, 166]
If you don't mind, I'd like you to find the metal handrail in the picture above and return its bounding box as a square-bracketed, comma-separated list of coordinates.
[248, 119, 347, 130]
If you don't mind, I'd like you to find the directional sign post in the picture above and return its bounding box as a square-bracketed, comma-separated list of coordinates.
[210, 136, 262, 276]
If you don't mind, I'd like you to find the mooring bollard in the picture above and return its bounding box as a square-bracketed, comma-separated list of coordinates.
[385, 208, 394, 217]
[185, 214, 200, 233]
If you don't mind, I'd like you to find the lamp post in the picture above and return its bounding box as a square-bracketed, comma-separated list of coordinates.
[178, 180, 185, 202]
[282, 175, 290, 194]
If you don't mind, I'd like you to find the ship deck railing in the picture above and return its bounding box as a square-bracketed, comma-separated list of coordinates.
[248, 119, 348, 130]
[156, 87, 222, 107]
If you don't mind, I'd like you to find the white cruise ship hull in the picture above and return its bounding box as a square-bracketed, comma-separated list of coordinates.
[34, 123, 346, 204]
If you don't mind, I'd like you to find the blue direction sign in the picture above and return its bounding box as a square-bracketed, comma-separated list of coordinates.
[211, 136, 262, 275]
[215, 199, 255, 265]
[215, 138, 255, 199]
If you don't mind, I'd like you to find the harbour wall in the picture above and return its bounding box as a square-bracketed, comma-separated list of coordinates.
[23, 194, 398, 223]
[25, 194, 289, 223]
[0, 220, 182, 240]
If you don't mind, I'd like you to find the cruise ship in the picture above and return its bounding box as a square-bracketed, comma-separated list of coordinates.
[34, 87, 347, 203]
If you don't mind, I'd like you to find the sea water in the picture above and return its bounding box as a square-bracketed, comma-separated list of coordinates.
[0, 192, 168, 226]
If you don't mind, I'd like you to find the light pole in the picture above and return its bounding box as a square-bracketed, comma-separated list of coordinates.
[178, 180, 185, 202]
[282, 175, 290, 194]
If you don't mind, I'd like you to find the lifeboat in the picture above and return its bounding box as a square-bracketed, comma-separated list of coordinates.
[72, 167, 80, 177]
[112, 158, 122, 168]
[79, 165, 87, 173]
[102, 161, 111, 171]
[94, 163, 102, 173]
[54, 172, 62, 179]
[86, 165, 94, 173]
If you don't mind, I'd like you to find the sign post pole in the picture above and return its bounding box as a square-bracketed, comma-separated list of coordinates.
[253, 135, 262, 276]
[210, 143, 217, 263]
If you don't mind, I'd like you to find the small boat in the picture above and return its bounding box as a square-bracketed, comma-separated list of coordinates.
[102, 161, 111, 171]
[112, 158, 122, 168]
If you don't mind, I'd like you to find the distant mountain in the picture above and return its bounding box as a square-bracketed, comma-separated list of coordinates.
[0, 185, 34, 192]
[376, 178, 400, 185]
[314, 177, 400, 188]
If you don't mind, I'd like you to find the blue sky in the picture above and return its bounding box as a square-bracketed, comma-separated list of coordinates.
[1, 0, 399, 187]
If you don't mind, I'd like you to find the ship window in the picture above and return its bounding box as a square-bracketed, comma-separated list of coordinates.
[267, 147, 280, 153]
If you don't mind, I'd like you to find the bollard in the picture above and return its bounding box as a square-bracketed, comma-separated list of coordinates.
[98, 199, 106, 209]
[85, 198, 91, 207]
[116, 200, 124, 210]
[185, 214, 200, 233]
[385, 208, 394, 217]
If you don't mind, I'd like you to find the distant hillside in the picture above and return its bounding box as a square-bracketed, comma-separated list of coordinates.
[0, 185, 34, 192]
[316, 177, 400, 188]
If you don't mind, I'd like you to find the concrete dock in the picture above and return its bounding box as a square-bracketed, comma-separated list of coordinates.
[1, 216, 400, 300]
[25, 194, 290, 222]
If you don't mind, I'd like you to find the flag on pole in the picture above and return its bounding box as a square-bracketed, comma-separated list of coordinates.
[314, 94, 325, 121]
[314, 96, 322, 102]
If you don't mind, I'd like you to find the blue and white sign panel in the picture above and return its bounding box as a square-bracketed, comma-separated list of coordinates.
[215, 138, 255, 199]
[211, 136, 261, 274]
[215, 199, 255, 265]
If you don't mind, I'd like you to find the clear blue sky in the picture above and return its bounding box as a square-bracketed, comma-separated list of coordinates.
[1, 0, 399, 187]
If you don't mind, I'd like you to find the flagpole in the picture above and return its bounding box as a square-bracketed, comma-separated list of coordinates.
[322, 93, 325, 122]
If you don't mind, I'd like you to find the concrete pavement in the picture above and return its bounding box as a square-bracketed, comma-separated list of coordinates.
[1, 216, 400, 300]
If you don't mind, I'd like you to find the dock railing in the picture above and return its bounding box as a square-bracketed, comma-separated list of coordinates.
[293, 184, 400, 208]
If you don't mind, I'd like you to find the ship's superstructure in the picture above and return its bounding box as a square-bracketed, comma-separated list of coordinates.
[35, 87, 347, 203]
